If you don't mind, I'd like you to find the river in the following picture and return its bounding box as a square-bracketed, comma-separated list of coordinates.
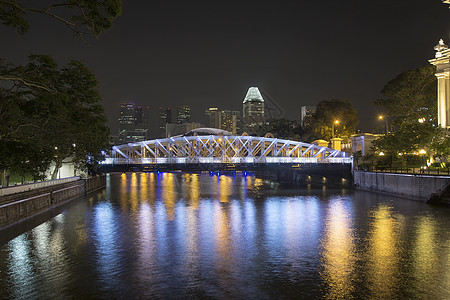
[0, 172, 449, 299]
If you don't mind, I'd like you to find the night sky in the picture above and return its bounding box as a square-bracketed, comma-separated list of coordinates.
[3, 0, 450, 137]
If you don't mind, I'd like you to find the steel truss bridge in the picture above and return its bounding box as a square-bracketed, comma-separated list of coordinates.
[101, 135, 352, 168]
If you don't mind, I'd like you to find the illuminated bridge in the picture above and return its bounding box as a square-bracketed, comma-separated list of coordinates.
[100, 135, 352, 183]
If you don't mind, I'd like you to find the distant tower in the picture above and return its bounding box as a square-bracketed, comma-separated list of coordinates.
[300, 105, 316, 127]
[166, 107, 172, 124]
[177, 105, 191, 124]
[159, 107, 174, 138]
[118, 103, 150, 143]
[205, 107, 221, 129]
[243, 87, 264, 133]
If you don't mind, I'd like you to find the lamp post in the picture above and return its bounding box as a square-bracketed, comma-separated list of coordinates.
[332, 120, 339, 139]
[419, 149, 426, 173]
[378, 115, 388, 135]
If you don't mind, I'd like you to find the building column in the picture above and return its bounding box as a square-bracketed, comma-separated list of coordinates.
[436, 72, 450, 128]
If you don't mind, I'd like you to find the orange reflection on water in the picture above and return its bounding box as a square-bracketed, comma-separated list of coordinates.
[366, 204, 401, 299]
[411, 215, 445, 294]
[214, 200, 234, 289]
[161, 173, 176, 220]
[184, 173, 200, 209]
[119, 173, 128, 209]
[219, 176, 232, 203]
[320, 199, 356, 299]
[129, 173, 139, 212]
[140, 173, 148, 203]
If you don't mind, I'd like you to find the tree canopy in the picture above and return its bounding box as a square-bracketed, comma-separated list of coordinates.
[307, 99, 359, 141]
[259, 118, 303, 140]
[0, 0, 121, 38]
[373, 65, 440, 166]
[375, 65, 437, 126]
[0, 55, 110, 180]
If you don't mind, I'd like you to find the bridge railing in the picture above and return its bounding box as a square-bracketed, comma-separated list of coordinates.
[101, 157, 352, 165]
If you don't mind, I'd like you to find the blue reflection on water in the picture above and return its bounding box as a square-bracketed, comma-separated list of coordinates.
[0, 173, 449, 299]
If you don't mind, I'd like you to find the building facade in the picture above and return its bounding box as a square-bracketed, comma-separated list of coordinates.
[300, 105, 316, 127]
[177, 105, 191, 124]
[118, 103, 150, 143]
[159, 107, 173, 138]
[243, 87, 265, 133]
[205, 107, 241, 135]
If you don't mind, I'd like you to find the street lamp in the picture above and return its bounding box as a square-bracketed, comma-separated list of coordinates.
[419, 149, 426, 172]
[332, 120, 339, 139]
[378, 115, 388, 135]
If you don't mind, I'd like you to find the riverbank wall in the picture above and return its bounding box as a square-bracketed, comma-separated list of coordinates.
[353, 170, 450, 202]
[0, 175, 106, 229]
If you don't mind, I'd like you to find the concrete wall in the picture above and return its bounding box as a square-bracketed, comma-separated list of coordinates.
[0, 175, 105, 229]
[353, 171, 450, 201]
[0, 177, 80, 196]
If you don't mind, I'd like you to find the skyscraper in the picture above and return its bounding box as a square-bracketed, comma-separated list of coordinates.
[243, 87, 264, 133]
[205, 107, 241, 134]
[221, 110, 241, 135]
[177, 105, 191, 124]
[205, 107, 221, 129]
[118, 103, 150, 143]
[159, 107, 174, 138]
[300, 105, 316, 127]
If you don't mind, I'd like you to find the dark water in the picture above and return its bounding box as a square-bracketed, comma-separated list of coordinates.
[0, 173, 449, 299]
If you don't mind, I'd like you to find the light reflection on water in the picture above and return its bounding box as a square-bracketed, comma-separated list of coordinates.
[0, 173, 449, 299]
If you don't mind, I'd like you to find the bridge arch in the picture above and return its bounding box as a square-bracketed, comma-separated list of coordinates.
[101, 135, 351, 165]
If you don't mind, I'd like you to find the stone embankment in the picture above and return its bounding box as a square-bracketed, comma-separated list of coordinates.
[353, 170, 450, 204]
[0, 175, 106, 229]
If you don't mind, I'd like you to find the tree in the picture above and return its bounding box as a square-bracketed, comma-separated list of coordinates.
[0, 0, 121, 37]
[308, 99, 358, 141]
[430, 128, 450, 164]
[0, 55, 109, 180]
[0, 1, 122, 88]
[373, 66, 439, 164]
[375, 65, 437, 126]
[259, 118, 303, 140]
[0, 1, 120, 181]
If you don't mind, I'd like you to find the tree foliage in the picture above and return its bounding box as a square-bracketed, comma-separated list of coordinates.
[259, 118, 303, 140]
[0, 0, 121, 38]
[375, 65, 437, 126]
[0, 55, 110, 179]
[308, 99, 359, 141]
[373, 65, 439, 165]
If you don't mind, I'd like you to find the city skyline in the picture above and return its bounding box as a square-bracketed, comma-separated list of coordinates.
[3, 1, 449, 134]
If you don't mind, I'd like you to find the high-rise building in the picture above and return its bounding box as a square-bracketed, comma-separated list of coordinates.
[177, 105, 191, 124]
[300, 105, 316, 127]
[221, 110, 241, 135]
[159, 107, 174, 138]
[118, 103, 150, 143]
[166, 107, 172, 124]
[205, 107, 221, 129]
[243, 87, 264, 133]
[205, 107, 241, 134]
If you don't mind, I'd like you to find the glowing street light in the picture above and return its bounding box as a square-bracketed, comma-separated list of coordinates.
[419, 149, 427, 172]
[378, 115, 388, 135]
[332, 120, 339, 139]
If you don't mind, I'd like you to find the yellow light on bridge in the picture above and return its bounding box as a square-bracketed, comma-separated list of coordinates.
[419, 149, 426, 154]
[379, 152, 385, 156]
